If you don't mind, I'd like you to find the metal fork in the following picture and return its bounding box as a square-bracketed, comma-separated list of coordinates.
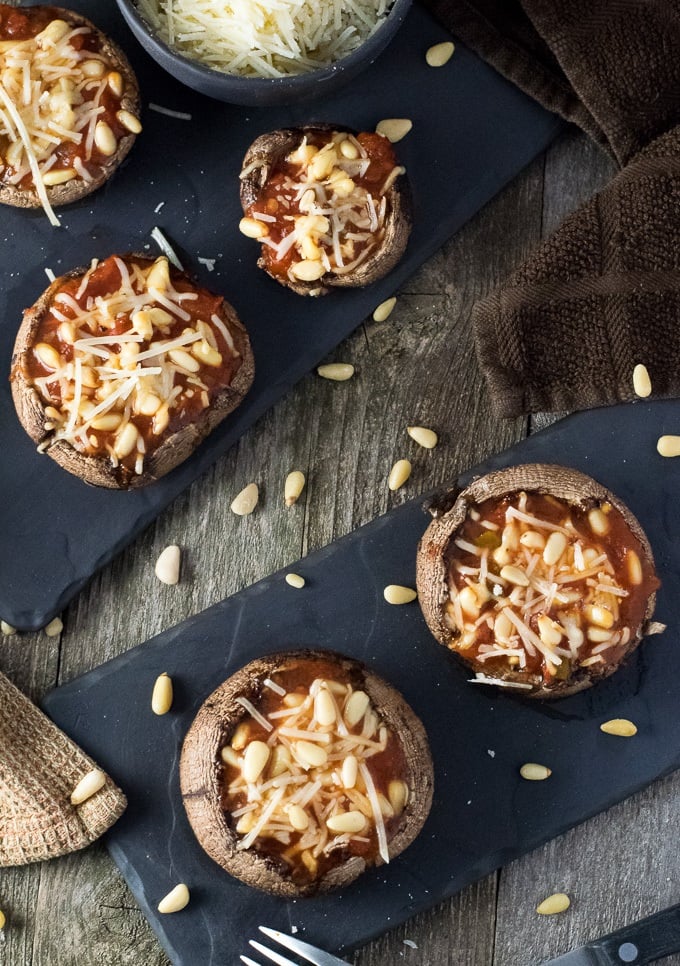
[241, 925, 350, 966]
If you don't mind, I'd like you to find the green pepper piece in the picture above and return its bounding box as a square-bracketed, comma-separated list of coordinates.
[474, 531, 501, 550]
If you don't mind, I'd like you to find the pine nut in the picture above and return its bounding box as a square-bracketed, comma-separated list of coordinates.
[239, 216, 268, 239]
[285, 470, 305, 506]
[633, 363, 652, 397]
[146, 256, 170, 292]
[89, 413, 121, 432]
[0, 909, 5, 930]
[344, 690, 370, 727]
[236, 812, 255, 834]
[107, 71, 123, 97]
[587, 627, 612, 643]
[137, 391, 162, 416]
[290, 259, 325, 281]
[500, 565, 530, 587]
[378, 793, 395, 817]
[520, 529, 545, 550]
[458, 586, 480, 618]
[501, 524, 520, 551]
[294, 740, 328, 768]
[388, 779, 409, 815]
[286, 803, 309, 831]
[1, 620, 16, 636]
[426, 41, 455, 67]
[35, 342, 61, 370]
[493, 545, 512, 567]
[383, 584, 418, 605]
[326, 810, 366, 834]
[285, 573, 305, 589]
[585, 604, 614, 629]
[536, 893, 570, 915]
[407, 425, 438, 449]
[56, 321, 75, 345]
[376, 118, 412, 143]
[269, 744, 291, 777]
[520, 763, 552, 781]
[341, 755, 358, 788]
[151, 672, 173, 715]
[157, 884, 190, 914]
[657, 435, 680, 457]
[543, 532, 568, 566]
[192, 340, 222, 367]
[373, 297, 397, 322]
[94, 121, 117, 157]
[600, 718, 637, 737]
[221, 745, 240, 768]
[537, 616, 562, 647]
[36, 19, 70, 46]
[317, 363, 354, 381]
[388, 458, 412, 491]
[148, 307, 173, 328]
[70, 768, 106, 805]
[314, 688, 336, 726]
[154, 545, 181, 586]
[82, 58, 105, 77]
[131, 310, 153, 340]
[116, 109, 142, 134]
[243, 740, 270, 783]
[42, 168, 76, 186]
[588, 508, 609, 536]
[339, 139, 359, 160]
[113, 422, 139, 459]
[301, 849, 317, 875]
[626, 549, 643, 585]
[169, 348, 200, 372]
[230, 722, 250, 750]
[494, 612, 513, 641]
[231, 482, 259, 516]
[44, 617, 63, 637]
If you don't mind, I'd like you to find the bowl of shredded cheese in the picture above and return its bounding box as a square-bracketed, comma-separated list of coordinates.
[116, 0, 413, 106]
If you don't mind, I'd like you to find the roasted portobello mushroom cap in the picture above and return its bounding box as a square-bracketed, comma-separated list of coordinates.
[11, 253, 254, 489]
[180, 649, 434, 897]
[0, 4, 141, 215]
[416, 464, 662, 699]
[238, 123, 412, 296]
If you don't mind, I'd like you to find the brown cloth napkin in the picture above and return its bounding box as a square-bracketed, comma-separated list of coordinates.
[0, 672, 126, 867]
[422, 0, 680, 416]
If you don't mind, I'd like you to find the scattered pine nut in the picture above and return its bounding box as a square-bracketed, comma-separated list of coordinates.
[151, 673, 173, 715]
[155, 545, 181, 585]
[600, 718, 637, 737]
[384, 584, 418, 605]
[426, 41, 455, 67]
[317, 363, 354, 381]
[285, 573, 306, 589]
[633, 363, 652, 398]
[231, 482, 259, 516]
[657, 435, 680, 457]
[376, 118, 412, 143]
[388, 458, 412, 491]
[157, 883, 190, 914]
[1, 620, 16, 636]
[0, 908, 5, 930]
[373, 297, 396, 322]
[520, 763, 552, 781]
[407, 426, 438, 449]
[536, 893, 570, 915]
[44, 617, 63, 637]
[284, 470, 305, 506]
[70, 768, 106, 805]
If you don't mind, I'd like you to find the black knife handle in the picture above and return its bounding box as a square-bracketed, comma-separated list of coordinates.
[590, 904, 680, 964]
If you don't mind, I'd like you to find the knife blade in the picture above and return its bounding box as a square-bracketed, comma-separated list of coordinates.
[542, 903, 680, 965]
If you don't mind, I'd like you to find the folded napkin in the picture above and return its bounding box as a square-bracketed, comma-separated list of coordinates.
[423, 0, 680, 416]
[0, 672, 126, 867]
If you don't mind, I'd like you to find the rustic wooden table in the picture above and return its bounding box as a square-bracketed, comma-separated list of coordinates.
[1, 127, 678, 966]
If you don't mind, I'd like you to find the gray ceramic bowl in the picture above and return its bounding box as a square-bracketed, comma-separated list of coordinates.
[115, 0, 413, 106]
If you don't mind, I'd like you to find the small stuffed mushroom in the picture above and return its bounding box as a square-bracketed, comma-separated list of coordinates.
[0, 5, 141, 222]
[416, 464, 662, 699]
[10, 253, 254, 489]
[180, 649, 434, 897]
[238, 124, 412, 296]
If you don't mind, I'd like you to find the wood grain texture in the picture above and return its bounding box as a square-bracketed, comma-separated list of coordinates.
[1, 129, 678, 966]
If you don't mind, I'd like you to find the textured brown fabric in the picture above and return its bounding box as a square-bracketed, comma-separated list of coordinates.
[422, 0, 680, 416]
[0, 672, 126, 867]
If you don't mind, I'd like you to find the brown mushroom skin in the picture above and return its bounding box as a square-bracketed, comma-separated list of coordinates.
[0, 6, 141, 210]
[180, 649, 434, 897]
[10, 255, 255, 489]
[416, 464, 661, 699]
[239, 124, 412, 296]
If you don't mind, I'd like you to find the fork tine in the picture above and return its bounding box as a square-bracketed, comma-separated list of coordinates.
[240, 958, 263, 966]
[258, 926, 351, 966]
[249, 939, 298, 966]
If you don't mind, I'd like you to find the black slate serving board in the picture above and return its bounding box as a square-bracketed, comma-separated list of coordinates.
[0, 1, 561, 630]
[44, 398, 680, 966]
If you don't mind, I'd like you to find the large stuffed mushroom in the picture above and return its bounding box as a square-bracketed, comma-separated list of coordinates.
[416, 464, 662, 699]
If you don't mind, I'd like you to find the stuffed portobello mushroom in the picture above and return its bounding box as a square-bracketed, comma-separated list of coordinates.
[416, 464, 662, 699]
[238, 124, 412, 296]
[0, 4, 141, 225]
[10, 253, 254, 489]
[180, 649, 434, 897]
